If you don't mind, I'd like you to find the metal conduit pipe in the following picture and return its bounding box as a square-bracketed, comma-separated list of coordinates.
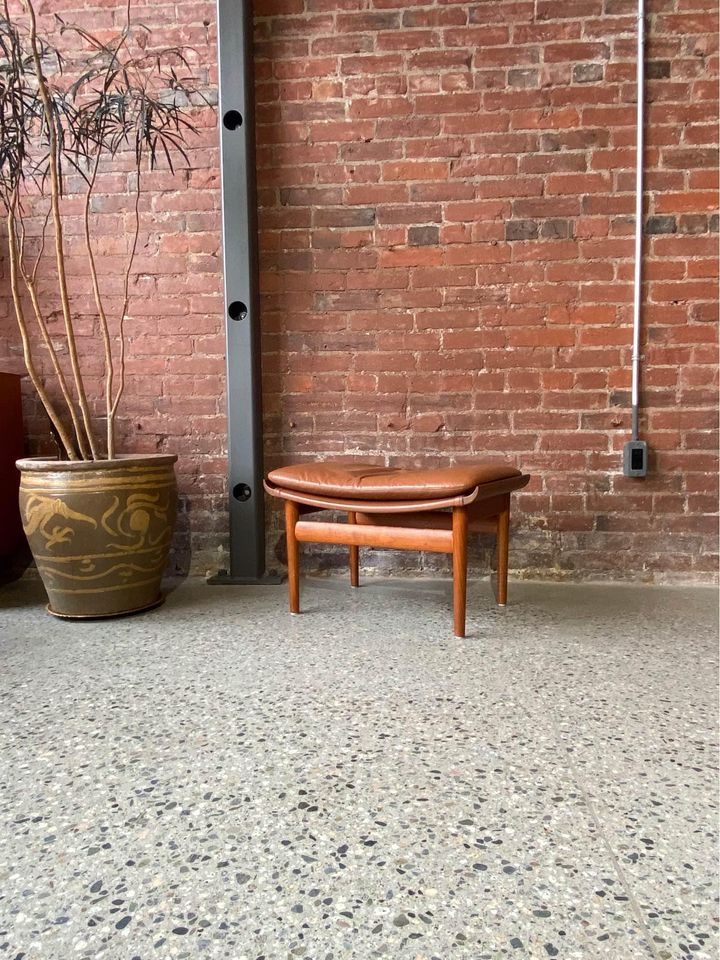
[624, 0, 649, 477]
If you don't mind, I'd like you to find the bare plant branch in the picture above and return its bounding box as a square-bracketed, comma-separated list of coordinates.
[23, 0, 98, 459]
[7, 197, 77, 459]
[83, 148, 115, 457]
[30, 206, 51, 282]
[15, 204, 88, 454]
[110, 166, 142, 430]
[1, 0, 206, 460]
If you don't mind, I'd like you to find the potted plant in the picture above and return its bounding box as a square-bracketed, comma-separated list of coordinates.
[1, 0, 203, 617]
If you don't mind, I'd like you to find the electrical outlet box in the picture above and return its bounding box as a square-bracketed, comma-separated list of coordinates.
[623, 440, 648, 477]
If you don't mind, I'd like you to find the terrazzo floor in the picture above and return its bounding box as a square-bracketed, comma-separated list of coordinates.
[0, 576, 717, 960]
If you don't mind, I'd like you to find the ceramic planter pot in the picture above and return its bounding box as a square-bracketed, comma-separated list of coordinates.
[16, 454, 178, 618]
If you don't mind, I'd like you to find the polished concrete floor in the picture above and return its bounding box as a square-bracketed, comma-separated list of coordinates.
[0, 576, 717, 960]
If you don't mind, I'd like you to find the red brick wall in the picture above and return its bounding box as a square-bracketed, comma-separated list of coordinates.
[0, 0, 227, 577]
[1, 0, 718, 581]
[257, 0, 719, 580]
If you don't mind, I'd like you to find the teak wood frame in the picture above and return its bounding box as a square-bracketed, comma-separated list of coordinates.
[264, 475, 529, 637]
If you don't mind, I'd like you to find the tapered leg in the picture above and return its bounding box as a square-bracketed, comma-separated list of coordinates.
[452, 506, 469, 638]
[348, 511, 359, 587]
[285, 499, 300, 613]
[495, 499, 510, 606]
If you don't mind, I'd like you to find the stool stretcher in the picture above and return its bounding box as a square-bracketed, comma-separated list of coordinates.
[265, 474, 529, 638]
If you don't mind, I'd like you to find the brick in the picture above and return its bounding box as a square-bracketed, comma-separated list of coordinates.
[573, 63, 604, 83]
[544, 41, 610, 63]
[309, 120, 375, 142]
[377, 30, 440, 51]
[677, 214, 709, 235]
[341, 54, 403, 76]
[314, 208, 375, 227]
[408, 225, 440, 246]
[345, 184, 407, 205]
[508, 68, 539, 88]
[383, 161, 450, 181]
[546, 172, 610, 195]
[349, 97, 412, 120]
[414, 93, 483, 115]
[274, 57, 336, 80]
[646, 215, 677, 235]
[506, 219, 539, 241]
[541, 219, 572, 240]
[4, 0, 715, 584]
[336, 11, 399, 32]
[662, 147, 718, 170]
[402, 7, 466, 28]
[646, 60, 671, 79]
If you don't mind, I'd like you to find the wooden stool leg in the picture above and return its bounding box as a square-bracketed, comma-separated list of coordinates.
[452, 506, 468, 638]
[348, 511, 359, 587]
[285, 499, 300, 613]
[495, 500, 510, 606]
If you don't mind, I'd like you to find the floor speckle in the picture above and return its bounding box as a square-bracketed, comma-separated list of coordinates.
[0, 577, 717, 959]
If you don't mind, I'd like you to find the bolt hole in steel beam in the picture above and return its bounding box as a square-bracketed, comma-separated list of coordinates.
[233, 483, 252, 502]
[223, 109, 243, 130]
[228, 300, 248, 321]
[206, 0, 270, 584]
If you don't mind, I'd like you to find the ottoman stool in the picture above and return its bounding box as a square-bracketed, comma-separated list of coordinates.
[264, 461, 530, 638]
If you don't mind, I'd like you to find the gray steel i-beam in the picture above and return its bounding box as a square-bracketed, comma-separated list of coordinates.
[209, 0, 277, 584]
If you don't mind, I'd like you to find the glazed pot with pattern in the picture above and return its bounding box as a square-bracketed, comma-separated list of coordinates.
[16, 454, 178, 618]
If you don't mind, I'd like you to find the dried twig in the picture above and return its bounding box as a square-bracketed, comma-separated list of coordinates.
[17, 207, 88, 455]
[82, 148, 115, 457]
[1, 0, 205, 459]
[109, 166, 142, 434]
[23, 0, 98, 459]
[6, 195, 78, 458]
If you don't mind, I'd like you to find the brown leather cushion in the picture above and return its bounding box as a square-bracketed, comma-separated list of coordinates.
[267, 460, 522, 501]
